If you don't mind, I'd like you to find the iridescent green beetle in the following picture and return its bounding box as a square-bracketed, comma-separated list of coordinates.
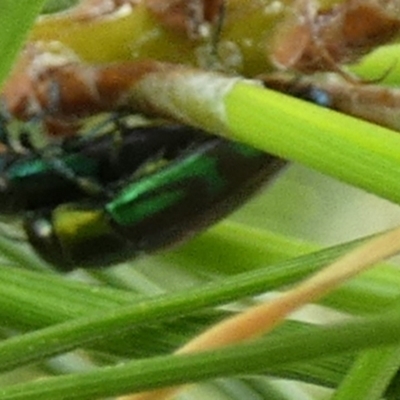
[24, 135, 284, 270]
[0, 115, 284, 269]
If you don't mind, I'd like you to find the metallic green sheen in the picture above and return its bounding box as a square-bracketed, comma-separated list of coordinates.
[7, 154, 97, 180]
[106, 147, 225, 226]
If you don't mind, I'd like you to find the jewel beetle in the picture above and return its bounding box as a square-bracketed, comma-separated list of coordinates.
[24, 135, 284, 270]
